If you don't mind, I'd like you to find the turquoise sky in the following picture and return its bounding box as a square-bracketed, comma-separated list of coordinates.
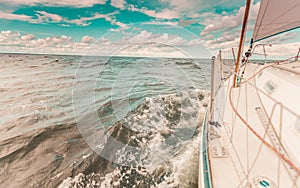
[0, 0, 298, 58]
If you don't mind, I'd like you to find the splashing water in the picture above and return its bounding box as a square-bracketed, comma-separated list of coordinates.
[0, 53, 211, 187]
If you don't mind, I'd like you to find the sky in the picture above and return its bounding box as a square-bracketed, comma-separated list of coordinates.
[0, 0, 300, 58]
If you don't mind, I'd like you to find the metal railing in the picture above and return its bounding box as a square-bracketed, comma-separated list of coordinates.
[207, 45, 300, 186]
[199, 110, 213, 188]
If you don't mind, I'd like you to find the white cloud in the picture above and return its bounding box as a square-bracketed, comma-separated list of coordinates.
[21, 34, 35, 40]
[81, 36, 95, 44]
[36, 11, 63, 23]
[125, 0, 245, 22]
[109, 19, 128, 29]
[59, 24, 71, 27]
[109, 28, 122, 32]
[160, 0, 244, 11]
[205, 31, 240, 50]
[142, 21, 178, 26]
[0, 30, 20, 44]
[0, 31, 72, 47]
[116, 43, 189, 58]
[200, 2, 260, 36]
[1, 0, 106, 7]
[128, 5, 180, 20]
[0, 10, 128, 29]
[0, 11, 32, 22]
[29, 35, 73, 47]
[120, 30, 187, 46]
[111, 0, 126, 10]
[0, 31, 89, 53]
[198, 2, 262, 54]
[65, 12, 128, 28]
[160, 0, 199, 10]
[69, 13, 109, 26]
[154, 9, 180, 19]
[179, 19, 198, 27]
[88, 30, 211, 57]
[0, 10, 65, 24]
[0, 30, 19, 36]
[264, 32, 299, 43]
[0, 30, 211, 58]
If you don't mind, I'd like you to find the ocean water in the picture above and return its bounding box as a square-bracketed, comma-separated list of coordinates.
[0, 53, 211, 188]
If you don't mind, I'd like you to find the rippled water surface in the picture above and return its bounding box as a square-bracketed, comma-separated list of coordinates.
[0, 53, 211, 187]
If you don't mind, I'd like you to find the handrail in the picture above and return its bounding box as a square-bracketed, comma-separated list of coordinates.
[228, 59, 300, 176]
[218, 49, 237, 80]
[251, 43, 268, 62]
[296, 48, 300, 61]
[272, 64, 300, 75]
[229, 85, 300, 176]
[240, 58, 300, 119]
[210, 48, 300, 186]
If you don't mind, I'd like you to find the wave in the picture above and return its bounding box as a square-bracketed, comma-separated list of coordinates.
[0, 54, 211, 188]
[59, 89, 210, 188]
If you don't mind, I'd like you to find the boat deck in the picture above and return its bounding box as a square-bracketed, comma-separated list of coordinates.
[203, 61, 300, 187]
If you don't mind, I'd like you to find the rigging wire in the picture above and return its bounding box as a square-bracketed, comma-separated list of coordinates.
[229, 59, 300, 177]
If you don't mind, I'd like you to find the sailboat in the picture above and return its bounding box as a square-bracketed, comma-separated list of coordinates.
[199, 0, 300, 187]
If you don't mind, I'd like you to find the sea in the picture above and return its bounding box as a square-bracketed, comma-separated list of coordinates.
[0, 53, 212, 188]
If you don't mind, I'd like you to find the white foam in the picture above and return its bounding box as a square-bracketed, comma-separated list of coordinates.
[59, 89, 210, 187]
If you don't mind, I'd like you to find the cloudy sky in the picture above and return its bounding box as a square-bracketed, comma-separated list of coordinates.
[0, 0, 299, 58]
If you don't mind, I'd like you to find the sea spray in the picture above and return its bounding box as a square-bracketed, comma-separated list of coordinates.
[59, 90, 209, 187]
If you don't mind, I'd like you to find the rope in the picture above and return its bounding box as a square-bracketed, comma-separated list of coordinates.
[240, 56, 296, 85]
[228, 58, 300, 176]
[252, 66, 299, 185]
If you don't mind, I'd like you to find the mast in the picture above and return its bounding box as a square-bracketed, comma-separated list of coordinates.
[233, 0, 252, 87]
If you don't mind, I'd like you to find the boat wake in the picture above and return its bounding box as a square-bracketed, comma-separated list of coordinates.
[59, 90, 209, 188]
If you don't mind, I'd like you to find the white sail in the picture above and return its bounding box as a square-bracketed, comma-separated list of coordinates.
[253, 0, 300, 42]
[198, 0, 300, 187]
